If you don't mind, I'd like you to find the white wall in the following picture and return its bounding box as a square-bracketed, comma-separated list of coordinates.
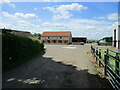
[118, 25, 120, 40]
[113, 25, 120, 49]
[41, 36, 70, 40]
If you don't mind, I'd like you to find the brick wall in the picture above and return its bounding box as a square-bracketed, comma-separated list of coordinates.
[41, 36, 72, 44]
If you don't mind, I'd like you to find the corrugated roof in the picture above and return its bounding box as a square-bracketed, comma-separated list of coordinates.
[41, 31, 71, 36]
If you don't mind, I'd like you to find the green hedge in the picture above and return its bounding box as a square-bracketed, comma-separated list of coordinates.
[2, 30, 44, 72]
[87, 40, 99, 43]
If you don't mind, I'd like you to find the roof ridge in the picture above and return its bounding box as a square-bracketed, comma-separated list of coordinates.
[43, 31, 71, 32]
[41, 31, 71, 37]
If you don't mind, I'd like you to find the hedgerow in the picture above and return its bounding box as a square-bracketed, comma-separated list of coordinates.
[2, 30, 44, 72]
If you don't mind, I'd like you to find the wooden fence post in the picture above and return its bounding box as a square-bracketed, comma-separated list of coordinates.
[104, 49, 108, 76]
[91, 44, 93, 54]
[93, 47, 95, 57]
[99, 49, 101, 59]
[99, 49, 101, 66]
[115, 53, 119, 76]
[96, 48, 98, 62]
[93, 47, 95, 54]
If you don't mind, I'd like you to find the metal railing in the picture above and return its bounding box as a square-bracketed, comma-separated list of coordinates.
[91, 45, 120, 90]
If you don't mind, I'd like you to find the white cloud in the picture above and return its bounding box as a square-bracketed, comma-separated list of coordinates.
[34, 8, 38, 11]
[2, 12, 38, 19]
[1, 17, 114, 39]
[2, 12, 12, 17]
[40, 19, 115, 39]
[0, 0, 11, 4]
[1, 11, 115, 39]
[15, 13, 38, 18]
[1, 12, 41, 33]
[71, 19, 112, 25]
[0, 0, 15, 8]
[57, 3, 88, 11]
[42, 22, 68, 28]
[9, 3, 16, 8]
[112, 22, 118, 29]
[0, 23, 12, 29]
[94, 13, 118, 21]
[107, 13, 118, 20]
[94, 17, 106, 19]
[1, 20, 42, 33]
[44, 3, 88, 20]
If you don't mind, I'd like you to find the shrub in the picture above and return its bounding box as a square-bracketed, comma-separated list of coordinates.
[87, 40, 99, 43]
[80, 42, 84, 45]
[2, 30, 44, 72]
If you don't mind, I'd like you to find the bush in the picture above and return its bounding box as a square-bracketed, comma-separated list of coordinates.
[87, 40, 99, 43]
[106, 42, 112, 45]
[2, 30, 44, 72]
[80, 42, 84, 45]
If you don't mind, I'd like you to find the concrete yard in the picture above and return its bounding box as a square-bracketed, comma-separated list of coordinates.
[3, 44, 112, 88]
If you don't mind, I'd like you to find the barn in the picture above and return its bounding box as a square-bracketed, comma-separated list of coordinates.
[41, 31, 72, 44]
[72, 37, 87, 45]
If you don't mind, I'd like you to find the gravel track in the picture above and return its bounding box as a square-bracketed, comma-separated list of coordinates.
[2, 44, 112, 88]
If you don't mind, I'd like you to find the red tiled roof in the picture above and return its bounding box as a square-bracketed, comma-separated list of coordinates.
[33, 36, 40, 39]
[41, 31, 71, 36]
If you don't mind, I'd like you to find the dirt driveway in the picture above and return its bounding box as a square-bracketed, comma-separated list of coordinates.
[3, 44, 112, 88]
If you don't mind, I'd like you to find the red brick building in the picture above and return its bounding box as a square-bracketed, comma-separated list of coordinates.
[41, 31, 72, 44]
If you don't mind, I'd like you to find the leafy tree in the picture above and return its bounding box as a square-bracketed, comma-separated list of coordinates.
[32, 33, 41, 36]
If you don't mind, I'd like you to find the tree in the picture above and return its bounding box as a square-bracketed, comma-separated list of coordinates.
[32, 33, 41, 36]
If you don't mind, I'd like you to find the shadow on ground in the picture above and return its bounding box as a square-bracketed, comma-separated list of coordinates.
[2, 56, 113, 89]
[2, 48, 46, 73]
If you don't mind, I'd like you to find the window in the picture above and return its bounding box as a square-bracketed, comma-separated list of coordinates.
[47, 40, 50, 43]
[48, 37, 50, 39]
[53, 40, 56, 43]
[38, 37, 41, 39]
[60, 37, 62, 39]
[58, 40, 62, 43]
[64, 41, 68, 43]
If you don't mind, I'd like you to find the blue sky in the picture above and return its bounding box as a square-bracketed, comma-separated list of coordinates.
[1, 2, 118, 39]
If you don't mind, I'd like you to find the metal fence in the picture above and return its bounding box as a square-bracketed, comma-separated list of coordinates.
[91, 45, 120, 90]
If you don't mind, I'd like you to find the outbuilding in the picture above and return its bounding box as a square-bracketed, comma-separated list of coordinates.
[113, 25, 120, 49]
[72, 37, 87, 45]
[41, 31, 72, 44]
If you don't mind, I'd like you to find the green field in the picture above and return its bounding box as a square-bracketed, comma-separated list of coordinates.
[95, 48, 120, 71]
